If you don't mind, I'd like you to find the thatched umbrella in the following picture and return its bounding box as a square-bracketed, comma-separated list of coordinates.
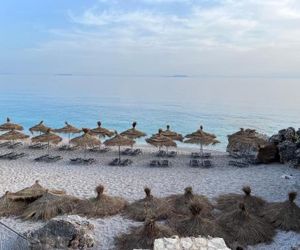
[161, 125, 183, 142]
[217, 203, 275, 246]
[0, 191, 28, 217]
[124, 187, 171, 221]
[21, 190, 80, 221]
[31, 129, 62, 150]
[29, 121, 51, 134]
[215, 186, 266, 215]
[170, 203, 225, 238]
[261, 192, 300, 232]
[115, 219, 176, 250]
[70, 128, 100, 155]
[53, 122, 81, 143]
[7, 180, 65, 202]
[104, 132, 135, 161]
[0, 130, 29, 144]
[74, 185, 127, 218]
[90, 121, 114, 138]
[166, 187, 213, 218]
[146, 129, 177, 152]
[0, 117, 23, 131]
[120, 121, 146, 140]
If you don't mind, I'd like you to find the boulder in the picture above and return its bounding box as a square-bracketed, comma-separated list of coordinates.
[257, 144, 279, 164]
[27, 219, 95, 249]
[277, 141, 297, 163]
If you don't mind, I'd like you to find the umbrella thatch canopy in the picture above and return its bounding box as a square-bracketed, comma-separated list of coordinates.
[0, 130, 29, 141]
[7, 180, 65, 202]
[74, 185, 127, 218]
[261, 192, 300, 232]
[90, 121, 114, 138]
[124, 187, 171, 221]
[21, 190, 80, 221]
[0, 118, 23, 131]
[120, 122, 146, 139]
[104, 133, 135, 161]
[115, 219, 176, 250]
[0, 191, 28, 217]
[146, 129, 177, 150]
[53, 122, 81, 142]
[161, 125, 183, 142]
[31, 129, 62, 148]
[170, 203, 225, 238]
[217, 203, 275, 246]
[215, 186, 266, 215]
[29, 121, 51, 134]
[70, 128, 100, 148]
[166, 187, 213, 218]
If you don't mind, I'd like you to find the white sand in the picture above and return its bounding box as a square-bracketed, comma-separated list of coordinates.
[0, 145, 299, 250]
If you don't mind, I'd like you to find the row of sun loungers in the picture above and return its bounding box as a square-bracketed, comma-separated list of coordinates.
[109, 158, 133, 166]
[150, 159, 171, 167]
[0, 141, 23, 149]
[0, 152, 27, 160]
[156, 150, 177, 158]
[34, 154, 63, 163]
[121, 148, 142, 156]
[189, 159, 212, 168]
[191, 152, 211, 158]
[70, 158, 96, 165]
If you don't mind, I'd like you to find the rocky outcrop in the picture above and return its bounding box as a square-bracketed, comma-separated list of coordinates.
[27, 219, 95, 249]
[227, 128, 278, 164]
[154, 235, 230, 250]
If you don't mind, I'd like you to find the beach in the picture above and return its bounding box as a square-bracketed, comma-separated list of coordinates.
[0, 144, 299, 249]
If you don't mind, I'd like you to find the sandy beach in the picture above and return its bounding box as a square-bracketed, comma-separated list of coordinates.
[0, 144, 299, 250]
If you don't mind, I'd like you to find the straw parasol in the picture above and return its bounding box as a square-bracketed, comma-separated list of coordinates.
[31, 129, 62, 150]
[53, 122, 81, 142]
[70, 128, 100, 149]
[120, 121, 146, 140]
[115, 219, 176, 250]
[161, 125, 183, 142]
[104, 132, 135, 161]
[21, 190, 80, 221]
[217, 203, 275, 246]
[0, 130, 29, 143]
[261, 192, 300, 232]
[7, 180, 65, 202]
[166, 187, 213, 218]
[29, 121, 51, 134]
[74, 185, 127, 218]
[124, 187, 171, 222]
[146, 129, 177, 151]
[170, 203, 225, 238]
[90, 121, 114, 138]
[215, 186, 266, 215]
[0, 191, 28, 217]
[0, 118, 23, 131]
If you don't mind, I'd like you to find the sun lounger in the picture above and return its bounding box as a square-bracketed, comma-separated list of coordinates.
[59, 145, 78, 151]
[167, 151, 177, 158]
[191, 152, 200, 158]
[7, 153, 27, 160]
[70, 158, 95, 164]
[99, 147, 110, 153]
[121, 159, 133, 166]
[29, 143, 48, 150]
[0, 152, 15, 159]
[202, 160, 212, 168]
[161, 159, 171, 167]
[7, 142, 23, 149]
[156, 150, 167, 157]
[109, 158, 121, 166]
[150, 160, 161, 167]
[34, 154, 49, 162]
[190, 159, 201, 167]
[130, 149, 142, 156]
[0, 141, 11, 148]
[191, 152, 211, 158]
[228, 160, 249, 168]
[44, 155, 63, 163]
[122, 148, 133, 155]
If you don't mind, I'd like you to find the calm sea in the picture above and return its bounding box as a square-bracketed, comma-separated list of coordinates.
[0, 74, 299, 151]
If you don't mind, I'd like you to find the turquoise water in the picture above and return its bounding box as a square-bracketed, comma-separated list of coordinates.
[0, 75, 299, 151]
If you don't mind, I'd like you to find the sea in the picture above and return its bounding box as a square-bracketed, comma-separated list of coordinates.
[0, 74, 299, 151]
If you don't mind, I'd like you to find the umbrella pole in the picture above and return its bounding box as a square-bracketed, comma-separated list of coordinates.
[200, 143, 204, 165]
[68, 133, 71, 144]
[118, 145, 121, 162]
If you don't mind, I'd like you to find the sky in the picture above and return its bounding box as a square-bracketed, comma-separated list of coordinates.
[1, 0, 300, 77]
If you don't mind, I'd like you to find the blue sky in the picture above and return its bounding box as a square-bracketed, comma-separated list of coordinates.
[1, 0, 300, 76]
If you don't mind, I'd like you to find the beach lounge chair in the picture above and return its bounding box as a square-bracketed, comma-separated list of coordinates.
[202, 160, 212, 168]
[121, 159, 133, 166]
[34, 154, 49, 162]
[7, 142, 23, 149]
[161, 159, 171, 167]
[8, 152, 27, 160]
[201, 153, 211, 158]
[0, 152, 15, 159]
[167, 151, 177, 158]
[150, 160, 160, 167]
[131, 149, 142, 156]
[191, 152, 201, 158]
[190, 159, 201, 167]
[44, 155, 63, 163]
[109, 158, 121, 166]
[70, 158, 95, 164]
[228, 160, 249, 168]
[99, 147, 110, 153]
[156, 150, 167, 157]
[122, 148, 133, 155]
[0, 141, 11, 148]
[59, 145, 78, 151]
[29, 143, 48, 150]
